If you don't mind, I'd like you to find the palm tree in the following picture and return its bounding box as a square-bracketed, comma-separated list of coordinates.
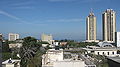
[19, 36, 45, 67]
[20, 46, 37, 67]
[19, 37, 37, 67]
[27, 51, 43, 67]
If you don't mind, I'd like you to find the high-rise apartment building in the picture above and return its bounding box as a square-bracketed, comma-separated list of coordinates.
[86, 11, 97, 42]
[102, 9, 116, 43]
[8, 33, 19, 41]
[41, 33, 54, 44]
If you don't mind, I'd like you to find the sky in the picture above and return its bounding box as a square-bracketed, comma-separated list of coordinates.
[0, 0, 120, 41]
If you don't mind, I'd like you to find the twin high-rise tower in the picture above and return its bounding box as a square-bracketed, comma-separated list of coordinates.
[102, 9, 116, 43]
[86, 9, 116, 43]
[86, 10, 97, 42]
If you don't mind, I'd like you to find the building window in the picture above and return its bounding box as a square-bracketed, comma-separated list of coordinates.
[107, 52, 109, 55]
[91, 51, 94, 53]
[117, 50, 120, 54]
[103, 52, 104, 55]
[112, 52, 114, 55]
[98, 52, 99, 55]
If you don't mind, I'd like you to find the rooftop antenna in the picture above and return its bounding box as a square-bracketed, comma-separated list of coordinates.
[90, 8, 93, 13]
[90, 8, 94, 15]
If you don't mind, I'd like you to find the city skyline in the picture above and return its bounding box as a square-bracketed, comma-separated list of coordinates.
[0, 0, 120, 41]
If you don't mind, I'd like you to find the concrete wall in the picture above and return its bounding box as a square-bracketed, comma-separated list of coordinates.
[94, 51, 117, 56]
[53, 61, 85, 67]
[42, 49, 64, 66]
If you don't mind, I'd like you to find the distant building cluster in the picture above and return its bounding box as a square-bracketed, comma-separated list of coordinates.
[2, 8, 120, 67]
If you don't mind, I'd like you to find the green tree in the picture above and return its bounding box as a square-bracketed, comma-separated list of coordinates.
[20, 36, 45, 67]
[20, 46, 37, 67]
[2, 40, 10, 52]
[22, 36, 37, 46]
[2, 52, 11, 61]
[2, 40, 11, 61]
[67, 42, 77, 48]
[27, 51, 43, 67]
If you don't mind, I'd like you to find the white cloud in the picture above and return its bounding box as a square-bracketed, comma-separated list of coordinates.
[9, 0, 35, 9]
[0, 10, 48, 25]
[11, 1, 33, 6]
[0, 10, 27, 23]
[0, 10, 21, 20]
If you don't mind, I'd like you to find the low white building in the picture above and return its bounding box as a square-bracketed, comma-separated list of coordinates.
[42, 44, 49, 47]
[42, 49, 96, 67]
[42, 49, 64, 67]
[2, 58, 20, 67]
[84, 45, 118, 57]
[84, 47, 118, 57]
[53, 42, 59, 46]
[9, 43, 22, 48]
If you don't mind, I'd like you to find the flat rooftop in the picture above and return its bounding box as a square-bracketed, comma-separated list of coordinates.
[2, 59, 20, 64]
[83, 47, 119, 51]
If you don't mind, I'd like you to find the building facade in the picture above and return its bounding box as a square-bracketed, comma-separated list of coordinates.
[8, 33, 19, 41]
[41, 33, 54, 45]
[42, 49, 96, 67]
[102, 9, 116, 43]
[0, 33, 3, 41]
[42, 49, 64, 67]
[86, 11, 97, 42]
[115, 32, 120, 47]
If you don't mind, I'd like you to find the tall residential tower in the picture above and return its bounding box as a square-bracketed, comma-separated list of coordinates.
[86, 11, 97, 42]
[102, 9, 116, 43]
